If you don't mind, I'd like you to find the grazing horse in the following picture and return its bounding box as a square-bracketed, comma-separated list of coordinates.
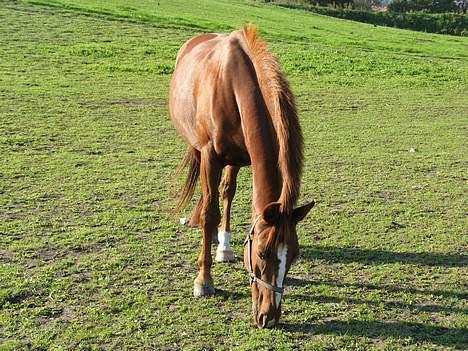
[169, 25, 314, 328]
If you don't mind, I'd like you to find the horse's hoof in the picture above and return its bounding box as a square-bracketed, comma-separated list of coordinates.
[215, 248, 235, 262]
[179, 217, 190, 226]
[193, 281, 216, 297]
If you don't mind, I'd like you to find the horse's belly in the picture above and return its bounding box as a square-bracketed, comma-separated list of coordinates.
[214, 137, 250, 167]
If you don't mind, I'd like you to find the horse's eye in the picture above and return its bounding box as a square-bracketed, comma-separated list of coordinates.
[258, 250, 271, 260]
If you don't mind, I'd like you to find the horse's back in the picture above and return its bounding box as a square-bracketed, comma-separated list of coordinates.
[174, 33, 220, 66]
[169, 30, 252, 166]
[169, 33, 222, 147]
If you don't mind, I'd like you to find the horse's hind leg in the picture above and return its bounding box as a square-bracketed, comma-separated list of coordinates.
[216, 166, 239, 262]
[178, 148, 202, 227]
[179, 196, 202, 227]
[184, 195, 219, 244]
[194, 144, 222, 297]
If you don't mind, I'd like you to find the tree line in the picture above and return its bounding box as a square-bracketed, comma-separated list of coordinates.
[272, 0, 468, 35]
[388, 0, 466, 13]
[269, 0, 467, 13]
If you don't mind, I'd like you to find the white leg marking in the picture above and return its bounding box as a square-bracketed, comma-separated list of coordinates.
[217, 230, 231, 249]
[276, 244, 288, 307]
[216, 231, 235, 262]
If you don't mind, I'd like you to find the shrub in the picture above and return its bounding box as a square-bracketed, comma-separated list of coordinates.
[274, 1, 468, 36]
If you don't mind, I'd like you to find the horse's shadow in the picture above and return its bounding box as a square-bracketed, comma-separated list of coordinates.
[215, 288, 248, 300]
[279, 245, 468, 349]
[298, 245, 468, 268]
[286, 276, 467, 301]
[280, 319, 468, 349]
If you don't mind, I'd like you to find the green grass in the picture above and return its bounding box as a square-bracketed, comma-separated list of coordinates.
[1, 0, 467, 350]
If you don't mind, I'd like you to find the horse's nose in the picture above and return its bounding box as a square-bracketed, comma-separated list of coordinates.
[258, 313, 268, 328]
[257, 313, 276, 329]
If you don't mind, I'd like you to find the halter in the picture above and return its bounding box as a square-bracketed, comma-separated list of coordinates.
[244, 215, 284, 294]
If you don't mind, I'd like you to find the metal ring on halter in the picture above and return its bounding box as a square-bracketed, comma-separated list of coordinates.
[244, 215, 284, 294]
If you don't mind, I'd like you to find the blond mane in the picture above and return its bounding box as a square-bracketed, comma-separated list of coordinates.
[241, 24, 303, 214]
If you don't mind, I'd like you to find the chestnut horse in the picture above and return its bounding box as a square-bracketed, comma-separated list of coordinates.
[169, 25, 314, 328]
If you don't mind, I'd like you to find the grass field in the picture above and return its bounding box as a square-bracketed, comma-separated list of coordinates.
[1, 0, 467, 350]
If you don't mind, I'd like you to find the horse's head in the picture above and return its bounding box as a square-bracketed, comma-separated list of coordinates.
[244, 200, 315, 328]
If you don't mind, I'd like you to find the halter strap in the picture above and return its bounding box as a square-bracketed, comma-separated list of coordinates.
[244, 215, 284, 294]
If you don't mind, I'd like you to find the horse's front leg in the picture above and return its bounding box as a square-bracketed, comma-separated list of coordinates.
[193, 145, 222, 297]
[216, 166, 239, 262]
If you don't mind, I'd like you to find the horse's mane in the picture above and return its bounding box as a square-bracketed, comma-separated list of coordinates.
[241, 24, 303, 214]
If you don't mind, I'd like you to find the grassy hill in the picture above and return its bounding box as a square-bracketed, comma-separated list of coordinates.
[1, 0, 467, 350]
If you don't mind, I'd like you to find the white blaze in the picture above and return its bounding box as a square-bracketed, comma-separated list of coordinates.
[276, 244, 288, 307]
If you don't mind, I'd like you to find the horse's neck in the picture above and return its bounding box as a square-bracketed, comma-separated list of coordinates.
[251, 159, 281, 213]
[241, 107, 282, 213]
[229, 54, 283, 213]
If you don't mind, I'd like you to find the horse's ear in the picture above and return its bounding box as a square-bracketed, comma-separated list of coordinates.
[293, 200, 315, 223]
[262, 202, 282, 225]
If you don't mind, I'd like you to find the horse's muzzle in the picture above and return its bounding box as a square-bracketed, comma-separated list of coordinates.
[253, 302, 280, 328]
[256, 313, 278, 329]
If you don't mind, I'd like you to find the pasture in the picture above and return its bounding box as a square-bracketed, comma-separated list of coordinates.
[1, 0, 467, 349]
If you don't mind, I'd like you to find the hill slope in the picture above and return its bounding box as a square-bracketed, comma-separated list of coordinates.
[1, 1, 467, 350]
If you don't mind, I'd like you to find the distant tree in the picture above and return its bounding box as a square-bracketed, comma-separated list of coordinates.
[335, 0, 354, 8]
[459, 0, 467, 13]
[455, 0, 466, 12]
[431, 0, 458, 11]
[462, 0, 467, 12]
[353, 0, 370, 9]
[306, 0, 353, 7]
[388, 0, 459, 12]
[368, 0, 384, 6]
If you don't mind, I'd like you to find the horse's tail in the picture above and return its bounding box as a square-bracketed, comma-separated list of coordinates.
[173, 147, 200, 214]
